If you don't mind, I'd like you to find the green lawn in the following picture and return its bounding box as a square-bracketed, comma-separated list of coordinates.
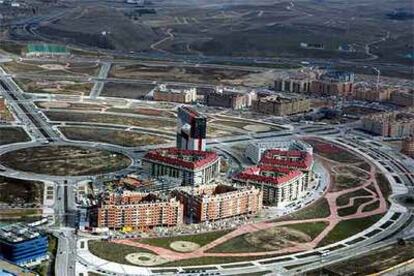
[0, 127, 30, 145]
[208, 222, 327, 253]
[317, 215, 383, 247]
[362, 200, 380, 212]
[285, 222, 328, 239]
[336, 189, 372, 206]
[337, 198, 373, 216]
[88, 240, 155, 265]
[139, 230, 231, 251]
[335, 175, 362, 189]
[323, 242, 414, 275]
[275, 198, 331, 221]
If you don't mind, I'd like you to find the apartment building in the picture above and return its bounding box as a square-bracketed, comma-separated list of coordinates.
[173, 184, 262, 222]
[92, 191, 184, 230]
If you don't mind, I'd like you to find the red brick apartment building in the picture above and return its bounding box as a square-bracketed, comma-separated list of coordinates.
[173, 184, 262, 222]
[92, 191, 183, 230]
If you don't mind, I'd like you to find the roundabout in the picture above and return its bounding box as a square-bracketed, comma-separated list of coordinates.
[125, 253, 168, 266]
[169, 241, 201, 252]
[0, 144, 132, 177]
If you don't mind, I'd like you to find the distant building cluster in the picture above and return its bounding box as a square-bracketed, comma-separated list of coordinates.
[401, 136, 414, 158]
[236, 140, 315, 207]
[173, 184, 262, 222]
[0, 223, 48, 267]
[274, 70, 354, 97]
[354, 85, 413, 107]
[274, 69, 413, 109]
[252, 94, 311, 116]
[205, 87, 255, 110]
[361, 112, 414, 137]
[153, 84, 197, 104]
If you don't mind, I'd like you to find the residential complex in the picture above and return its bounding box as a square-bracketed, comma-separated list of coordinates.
[142, 147, 220, 185]
[401, 136, 414, 158]
[252, 94, 311, 116]
[390, 90, 414, 107]
[153, 84, 197, 103]
[172, 184, 262, 222]
[205, 88, 252, 110]
[245, 139, 313, 164]
[361, 112, 414, 137]
[353, 86, 392, 102]
[310, 71, 354, 97]
[236, 143, 314, 206]
[0, 223, 48, 266]
[176, 105, 207, 151]
[91, 191, 184, 230]
[275, 70, 355, 98]
[234, 166, 306, 207]
[274, 70, 318, 93]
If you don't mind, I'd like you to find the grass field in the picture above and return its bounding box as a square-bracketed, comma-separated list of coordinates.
[88, 240, 155, 265]
[337, 198, 373, 217]
[17, 78, 93, 96]
[59, 127, 171, 147]
[45, 111, 176, 132]
[0, 176, 43, 206]
[0, 145, 131, 176]
[208, 222, 327, 253]
[101, 82, 156, 99]
[317, 215, 383, 247]
[0, 127, 30, 145]
[275, 198, 331, 221]
[336, 189, 373, 206]
[139, 230, 231, 251]
[323, 241, 414, 275]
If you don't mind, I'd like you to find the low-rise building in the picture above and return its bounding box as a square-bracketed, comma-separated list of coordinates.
[252, 94, 311, 116]
[24, 43, 70, 57]
[92, 191, 184, 230]
[361, 112, 414, 137]
[205, 89, 251, 110]
[173, 184, 262, 222]
[153, 84, 197, 103]
[401, 136, 414, 158]
[245, 139, 313, 164]
[0, 223, 48, 267]
[142, 147, 220, 185]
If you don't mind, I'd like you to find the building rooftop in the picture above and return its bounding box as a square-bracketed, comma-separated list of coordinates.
[234, 165, 303, 186]
[102, 191, 174, 206]
[0, 223, 41, 244]
[260, 149, 313, 170]
[144, 147, 219, 170]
